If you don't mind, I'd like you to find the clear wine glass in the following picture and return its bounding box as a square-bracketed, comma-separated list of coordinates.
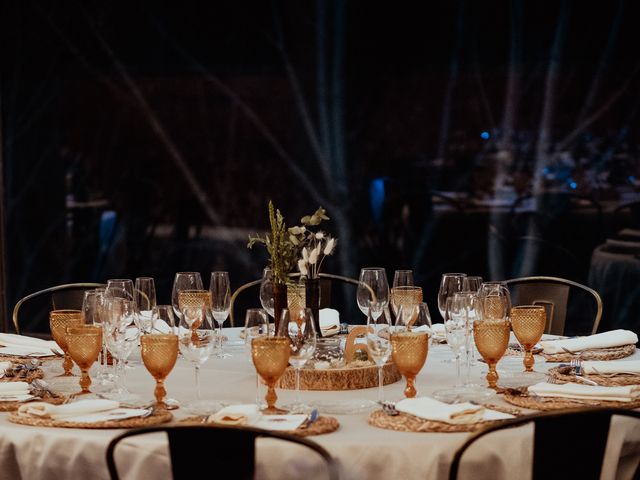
[210, 271, 231, 358]
[462, 276, 483, 293]
[437, 273, 466, 321]
[259, 268, 275, 320]
[82, 289, 110, 388]
[106, 279, 135, 302]
[178, 302, 216, 414]
[357, 268, 389, 321]
[393, 270, 414, 288]
[134, 277, 157, 333]
[244, 309, 270, 407]
[171, 272, 204, 325]
[279, 308, 316, 413]
[366, 304, 392, 403]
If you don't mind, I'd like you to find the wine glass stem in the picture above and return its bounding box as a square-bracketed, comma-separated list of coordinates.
[295, 367, 301, 404]
[114, 358, 123, 391]
[218, 321, 224, 354]
[194, 364, 201, 400]
[122, 361, 128, 391]
[377, 365, 384, 402]
[455, 354, 461, 387]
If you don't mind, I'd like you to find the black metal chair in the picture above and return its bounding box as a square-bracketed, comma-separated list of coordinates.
[229, 273, 361, 327]
[106, 425, 339, 480]
[449, 408, 640, 480]
[504, 276, 603, 336]
[12, 283, 105, 334]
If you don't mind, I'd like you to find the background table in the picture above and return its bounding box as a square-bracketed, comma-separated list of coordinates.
[0, 329, 638, 480]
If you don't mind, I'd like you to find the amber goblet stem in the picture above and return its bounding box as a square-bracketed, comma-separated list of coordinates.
[62, 353, 74, 376]
[524, 348, 535, 372]
[79, 368, 92, 393]
[486, 362, 499, 389]
[404, 374, 417, 398]
[154, 378, 167, 410]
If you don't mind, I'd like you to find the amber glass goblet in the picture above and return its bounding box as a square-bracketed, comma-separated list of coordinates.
[178, 290, 211, 341]
[49, 310, 84, 376]
[141, 334, 179, 410]
[251, 336, 291, 413]
[286, 284, 306, 317]
[390, 331, 429, 398]
[474, 319, 510, 388]
[66, 326, 102, 394]
[390, 286, 423, 322]
[511, 305, 546, 372]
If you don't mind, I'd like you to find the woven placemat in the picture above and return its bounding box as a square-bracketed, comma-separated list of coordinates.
[0, 392, 66, 412]
[547, 366, 640, 387]
[7, 409, 173, 429]
[541, 344, 636, 362]
[0, 355, 58, 363]
[178, 415, 339, 437]
[502, 393, 640, 411]
[368, 409, 510, 433]
[0, 369, 44, 383]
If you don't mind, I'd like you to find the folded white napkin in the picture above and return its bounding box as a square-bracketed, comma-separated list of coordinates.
[18, 399, 120, 419]
[432, 324, 445, 336]
[152, 320, 173, 334]
[539, 329, 638, 354]
[582, 360, 640, 375]
[208, 404, 261, 426]
[319, 309, 340, 336]
[0, 334, 61, 355]
[253, 414, 307, 431]
[395, 397, 513, 424]
[528, 382, 640, 402]
[0, 381, 31, 397]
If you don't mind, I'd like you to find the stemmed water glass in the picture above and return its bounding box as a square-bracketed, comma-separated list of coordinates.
[65, 325, 102, 394]
[134, 277, 157, 333]
[106, 279, 135, 301]
[83, 289, 111, 387]
[178, 301, 216, 414]
[280, 308, 317, 413]
[259, 268, 275, 320]
[151, 305, 177, 334]
[437, 273, 466, 321]
[49, 309, 84, 376]
[511, 305, 546, 372]
[210, 271, 231, 358]
[172, 272, 204, 325]
[244, 309, 270, 406]
[251, 334, 291, 414]
[357, 268, 389, 320]
[393, 270, 414, 288]
[392, 303, 431, 398]
[366, 305, 392, 403]
[141, 332, 179, 411]
[390, 286, 423, 322]
[475, 289, 511, 388]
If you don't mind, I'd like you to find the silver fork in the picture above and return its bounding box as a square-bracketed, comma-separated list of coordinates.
[378, 401, 399, 416]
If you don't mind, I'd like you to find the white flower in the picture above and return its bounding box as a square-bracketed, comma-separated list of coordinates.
[302, 247, 309, 262]
[315, 232, 324, 239]
[309, 246, 319, 265]
[289, 235, 299, 245]
[298, 259, 308, 276]
[323, 238, 336, 255]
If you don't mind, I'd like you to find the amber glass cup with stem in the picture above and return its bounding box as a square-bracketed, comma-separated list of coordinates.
[141, 333, 179, 410]
[474, 290, 511, 388]
[391, 302, 431, 398]
[65, 325, 102, 394]
[251, 322, 291, 413]
[50, 309, 84, 376]
[511, 305, 546, 372]
[390, 286, 423, 324]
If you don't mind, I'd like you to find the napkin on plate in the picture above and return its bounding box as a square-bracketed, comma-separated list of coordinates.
[539, 329, 638, 354]
[18, 399, 120, 419]
[253, 414, 307, 431]
[0, 381, 31, 397]
[395, 397, 513, 424]
[0, 334, 61, 356]
[208, 404, 261, 426]
[581, 360, 640, 375]
[319, 309, 340, 337]
[528, 382, 640, 402]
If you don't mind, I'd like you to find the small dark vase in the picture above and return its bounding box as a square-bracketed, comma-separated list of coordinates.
[305, 277, 322, 337]
[273, 282, 288, 333]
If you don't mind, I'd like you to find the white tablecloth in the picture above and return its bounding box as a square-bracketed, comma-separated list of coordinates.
[0, 330, 638, 480]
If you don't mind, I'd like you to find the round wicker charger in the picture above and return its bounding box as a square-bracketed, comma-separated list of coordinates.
[368, 410, 509, 433]
[547, 366, 640, 387]
[178, 415, 339, 437]
[278, 362, 401, 391]
[502, 393, 640, 411]
[0, 392, 65, 412]
[541, 344, 636, 363]
[8, 409, 173, 429]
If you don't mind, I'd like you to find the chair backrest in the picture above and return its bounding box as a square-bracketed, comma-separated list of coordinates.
[229, 272, 361, 327]
[504, 276, 602, 335]
[12, 283, 105, 334]
[106, 425, 339, 480]
[449, 408, 640, 480]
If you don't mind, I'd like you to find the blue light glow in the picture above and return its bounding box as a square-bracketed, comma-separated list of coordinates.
[569, 181, 577, 190]
[370, 178, 386, 224]
[628, 175, 636, 183]
[480, 131, 490, 140]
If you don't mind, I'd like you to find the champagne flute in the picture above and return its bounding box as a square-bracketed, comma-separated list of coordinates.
[393, 270, 414, 288]
[259, 268, 275, 320]
[280, 308, 317, 413]
[141, 333, 179, 410]
[244, 309, 270, 406]
[65, 325, 102, 394]
[171, 272, 204, 325]
[366, 305, 392, 402]
[49, 309, 84, 376]
[210, 271, 231, 358]
[511, 305, 546, 372]
[357, 268, 389, 320]
[392, 303, 431, 398]
[178, 304, 216, 414]
[134, 277, 157, 333]
[437, 273, 466, 321]
[251, 335, 290, 413]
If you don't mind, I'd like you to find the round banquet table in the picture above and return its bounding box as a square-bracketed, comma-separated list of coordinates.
[0, 329, 639, 480]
